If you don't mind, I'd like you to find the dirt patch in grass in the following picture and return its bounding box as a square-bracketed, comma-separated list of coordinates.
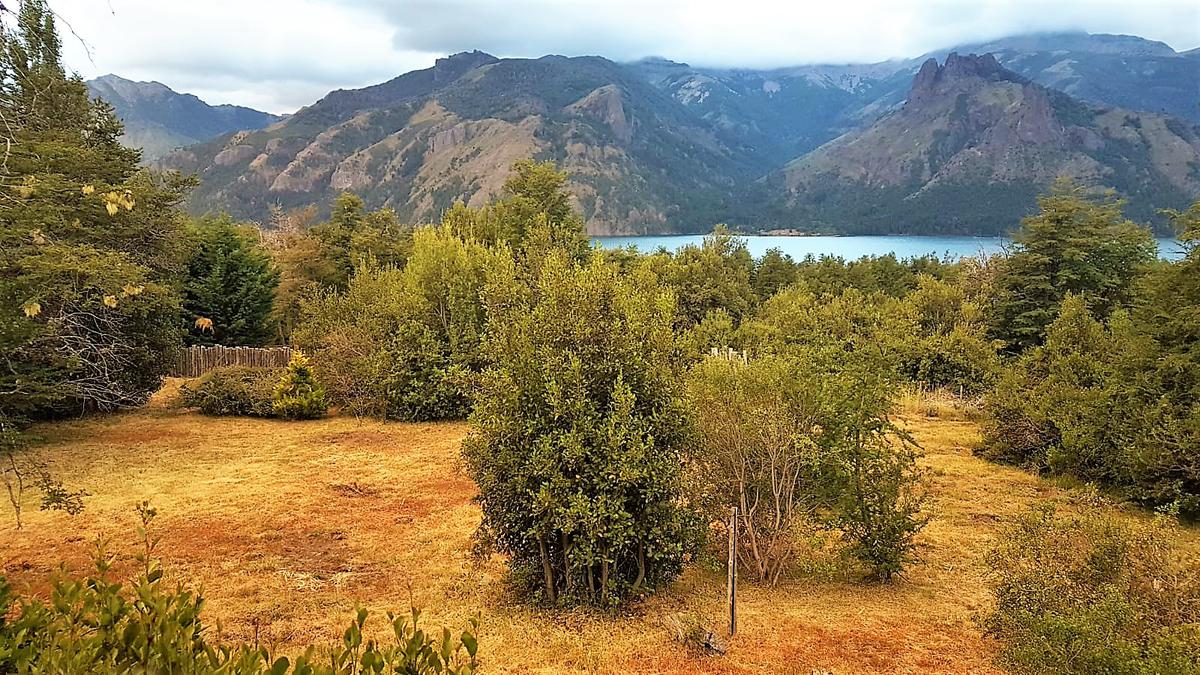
[3, 384, 1197, 672]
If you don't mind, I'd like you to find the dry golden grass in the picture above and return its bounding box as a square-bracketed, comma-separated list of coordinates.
[2, 381, 1197, 673]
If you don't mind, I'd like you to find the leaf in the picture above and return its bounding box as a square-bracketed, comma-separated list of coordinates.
[103, 295, 119, 308]
[121, 284, 144, 297]
[268, 657, 290, 675]
[22, 301, 41, 318]
[105, 201, 119, 216]
[81, 184, 95, 195]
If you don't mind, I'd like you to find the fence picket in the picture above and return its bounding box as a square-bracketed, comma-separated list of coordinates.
[169, 345, 293, 378]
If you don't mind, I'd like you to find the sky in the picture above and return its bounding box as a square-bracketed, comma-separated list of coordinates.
[40, 0, 1200, 114]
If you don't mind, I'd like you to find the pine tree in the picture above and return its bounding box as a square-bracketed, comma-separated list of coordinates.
[183, 215, 280, 346]
[989, 180, 1156, 353]
[0, 0, 193, 416]
[272, 351, 327, 420]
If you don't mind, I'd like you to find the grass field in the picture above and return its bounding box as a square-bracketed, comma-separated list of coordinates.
[2, 384, 1197, 673]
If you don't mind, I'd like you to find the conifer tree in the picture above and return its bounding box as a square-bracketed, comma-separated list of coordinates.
[183, 216, 280, 346]
[0, 0, 192, 416]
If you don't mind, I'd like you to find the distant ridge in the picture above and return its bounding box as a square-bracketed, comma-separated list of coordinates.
[150, 32, 1198, 235]
[87, 75, 282, 161]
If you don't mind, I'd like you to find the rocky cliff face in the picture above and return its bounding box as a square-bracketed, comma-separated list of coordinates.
[776, 53, 1200, 234]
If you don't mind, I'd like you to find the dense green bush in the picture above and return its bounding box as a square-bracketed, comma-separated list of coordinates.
[638, 227, 757, 328]
[983, 505, 1200, 674]
[294, 227, 502, 421]
[899, 275, 1000, 395]
[464, 253, 700, 605]
[272, 351, 327, 420]
[179, 366, 281, 417]
[981, 295, 1200, 516]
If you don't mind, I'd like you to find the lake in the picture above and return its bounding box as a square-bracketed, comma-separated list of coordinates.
[592, 235, 1186, 261]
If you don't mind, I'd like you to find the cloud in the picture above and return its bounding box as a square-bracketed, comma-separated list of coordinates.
[354, 0, 1200, 65]
[44, 0, 1200, 113]
[53, 0, 438, 112]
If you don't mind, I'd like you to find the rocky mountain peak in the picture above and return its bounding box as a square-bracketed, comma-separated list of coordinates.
[433, 50, 499, 83]
[908, 52, 1017, 107]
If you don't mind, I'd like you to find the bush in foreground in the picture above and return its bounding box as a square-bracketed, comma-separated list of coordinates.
[179, 366, 282, 417]
[464, 254, 700, 606]
[0, 505, 479, 674]
[983, 504, 1200, 674]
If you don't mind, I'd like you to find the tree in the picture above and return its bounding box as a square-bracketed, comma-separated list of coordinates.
[752, 248, 798, 300]
[989, 180, 1156, 352]
[0, 0, 190, 417]
[491, 160, 591, 272]
[183, 215, 279, 346]
[688, 355, 826, 586]
[641, 226, 757, 328]
[294, 226, 502, 420]
[271, 351, 326, 420]
[464, 253, 699, 605]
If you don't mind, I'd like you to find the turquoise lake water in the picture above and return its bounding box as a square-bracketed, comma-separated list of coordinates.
[592, 235, 1186, 261]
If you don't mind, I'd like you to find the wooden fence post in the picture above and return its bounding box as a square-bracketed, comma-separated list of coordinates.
[728, 505, 737, 636]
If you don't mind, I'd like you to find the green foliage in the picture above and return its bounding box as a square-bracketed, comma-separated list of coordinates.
[899, 275, 1001, 395]
[184, 215, 280, 346]
[791, 253, 955, 299]
[0, 507, 480, 674]
[689, 354, 928, 582]
[639, 227, 757, 328]
[295, 227, 501, 420]
[981, 293, 1200, 516]
[272, 352, 327, 420]
[751, 248, 799, 300]
[687, 355, 828, 585]
[983, 505, 1200, 674]
[308, 193, 411, 291]
[464, 253, 699, 605]
[827, 416, 927, 581]
[0, 0, 191, 417]
[989, 180, 1156, 352]
[179, 366, 282, 417]
[725, 277, 940, 580]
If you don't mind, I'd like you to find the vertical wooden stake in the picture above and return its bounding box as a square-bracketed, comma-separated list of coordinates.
[728, 506, 737, 636]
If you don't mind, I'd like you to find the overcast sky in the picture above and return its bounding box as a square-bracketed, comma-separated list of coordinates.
[44, 0, 1200, 114]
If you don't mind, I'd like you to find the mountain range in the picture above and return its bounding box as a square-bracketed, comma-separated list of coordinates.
[86, 74, 281, 161]
[93, 32, 1200, 235]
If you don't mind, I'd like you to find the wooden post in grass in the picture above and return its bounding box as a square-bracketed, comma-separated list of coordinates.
[728, 505, 737, 636]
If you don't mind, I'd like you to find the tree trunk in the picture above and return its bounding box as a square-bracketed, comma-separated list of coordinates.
[632, 542, 646, 591]
[561, 531, 573, 593]
[538, 537, 557, 603]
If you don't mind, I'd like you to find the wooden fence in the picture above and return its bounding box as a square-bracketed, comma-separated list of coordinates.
[171, 345, 294, 378]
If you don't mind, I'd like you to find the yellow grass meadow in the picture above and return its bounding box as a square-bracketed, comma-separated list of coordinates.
[2, 382, 1197, 674]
